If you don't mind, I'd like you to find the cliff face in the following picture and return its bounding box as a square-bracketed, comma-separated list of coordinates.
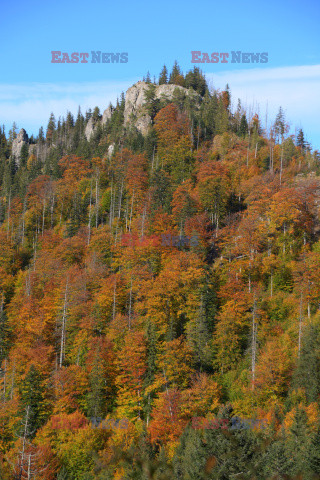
[123, 81, 200, 134]
[11, 129, 28, 165]
[86, 81, 200, 138]
[85, 104, 114, 140]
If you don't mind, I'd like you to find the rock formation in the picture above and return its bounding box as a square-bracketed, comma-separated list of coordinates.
[11, 129, 29, 165]
[123, 81, 201, 135]
[85, 81, 201, 140]
[10, 81, 202, 162]
[84, 118, 96, 141]
[102, 104, 114, 125]
[107, 144, 115, 158]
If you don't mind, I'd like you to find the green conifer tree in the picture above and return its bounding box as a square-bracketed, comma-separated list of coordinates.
[292, 323, 320, 404]
[18, 365, 47, 438]
[159, 65, 168, 85]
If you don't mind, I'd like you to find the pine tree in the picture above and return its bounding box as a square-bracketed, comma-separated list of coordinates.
[174, 406, 264, 480]
[144, 321, 157, 422]
[73, 106, 85, 148]
[308, 424, 320, 476]
[274, 106, 286, 143]
[38, 126, 44, 143]
[173, 424, 206, 479]
[87, 349, 107, 420]
[20, 143, 29, 167]
[144, 83, 160, 121]
[46, 112, 56, 145]
[66, 111, 74, 130]
[215, 98, 229, 135]
[169, 61, 184, 86]
[186, 298, 211, 371]
[286, 407, 311, 478]
[150, 169, 172, 214]
[263, 430, 293, 478]
[159, 65, 168, 85]
[297, 128, 306, 151]
[292, 322, 320, 404]
[85, 108, 92, 122]
[200, 91, 219, 139]
[8, 122, 18, 145]
[92, 106, 101, 122]
[239, 114, 248, 137]
[185, 67, 208, 96]
[18, 365, 47, 438]
[0, 125, 9, 159]
[0, 302, 11, 364]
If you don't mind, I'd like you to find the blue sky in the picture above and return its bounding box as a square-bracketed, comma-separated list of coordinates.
[0, 0, 319, 148]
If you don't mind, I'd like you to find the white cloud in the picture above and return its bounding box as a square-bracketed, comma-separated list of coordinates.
[206, 64, 320, 148]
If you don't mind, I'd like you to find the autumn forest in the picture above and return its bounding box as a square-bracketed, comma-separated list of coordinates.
[0, 64, 320, 479]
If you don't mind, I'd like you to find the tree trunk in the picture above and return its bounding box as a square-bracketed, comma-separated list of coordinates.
[59, 280, 68, 368]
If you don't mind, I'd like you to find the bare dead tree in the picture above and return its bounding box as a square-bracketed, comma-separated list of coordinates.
[59, 279, 69, 368]
[87, 180, 93, 246]
[251, 293, 258, 391]
[298, 292, 303, 358]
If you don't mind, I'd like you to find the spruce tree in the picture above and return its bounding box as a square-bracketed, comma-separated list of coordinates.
[144, 321, 157, 422]
[239, 114, 248, 137]
[20, 143, 29, 167]
[8, 122, 17, 145]
[186, 298, 211, 371]
[38, 126, 45, 143]
[286, 407, 311, 478]
[169, 61, 184, 85]
[46, 112, 56, 145]
[150, 169, 172, 215]
[66, 110, 75, 130]
[215, 98, 229, 135]
[200, 91, 218, 139]
[308, 424, 320, 476]
[92, 106, 101, 122]
[144, 83, 160, 121]
[18, 365, 47, 438]
[263, 432, 293, 479]
[297, 128, 306, 151]
[0, 303, 11, 364]
[159, 65, 168, 85]
[74, 106, 85, 147]
[274, 106, 286, 143]
[87, 350, 107, 420]
[185, 67, 207, 96]
[85, 108, 92, 122]
[292, 322, 320, 404]
[0, 125, 8, 158]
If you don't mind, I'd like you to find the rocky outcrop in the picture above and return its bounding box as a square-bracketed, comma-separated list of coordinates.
[102, 104, 114, 125]
[84, 81, 200, 140]
[12, 129, 28, 164]
[10, 82, 201, 164]
[124, 81, 201, 135]
[28, 143, 47, 162]
[85, 105, 114, 140]
[85, 118, 95, 141]
[107, 144, 115, 159]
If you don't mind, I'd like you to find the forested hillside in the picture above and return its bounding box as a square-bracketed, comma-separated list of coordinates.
[1, 63, 320, 479]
